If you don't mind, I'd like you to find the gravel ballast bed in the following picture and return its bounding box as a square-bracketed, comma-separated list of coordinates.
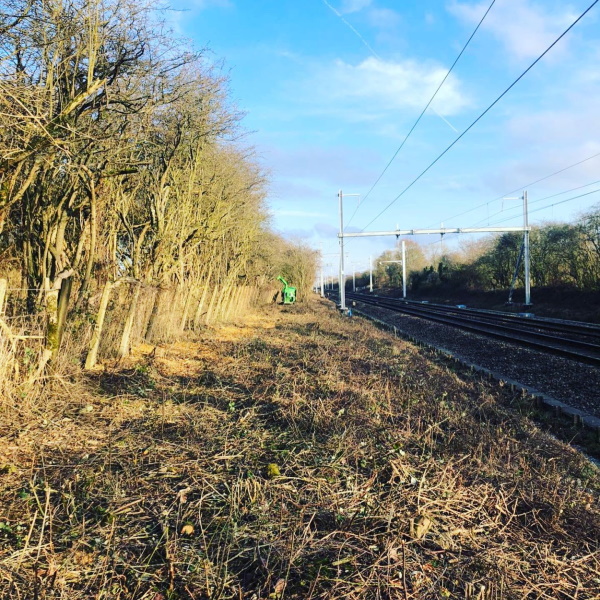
[354, 301, 600, 419]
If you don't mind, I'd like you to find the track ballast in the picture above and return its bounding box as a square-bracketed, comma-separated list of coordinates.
[346, 292, 600, 367]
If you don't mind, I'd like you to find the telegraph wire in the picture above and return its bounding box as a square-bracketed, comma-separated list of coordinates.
[344, 0, 497, 230]
[359, 0, 600, 234]
[354, 184, 600, 272]
[490, 150, 600, 204]
[425, 186, 600, 250]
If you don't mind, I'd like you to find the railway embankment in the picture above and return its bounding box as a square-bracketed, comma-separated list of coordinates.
[1, 298, 599, 598]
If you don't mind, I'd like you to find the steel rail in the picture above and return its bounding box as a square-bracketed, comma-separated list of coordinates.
[384, 298, 600, 342]
[351, 294, 600, 352]
[346, 293, 600, 367]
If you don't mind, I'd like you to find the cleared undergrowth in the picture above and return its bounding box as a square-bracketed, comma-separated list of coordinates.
[1, 299, 599, 599]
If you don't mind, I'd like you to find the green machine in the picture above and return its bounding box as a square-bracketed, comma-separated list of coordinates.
[277, 276, 297, 304]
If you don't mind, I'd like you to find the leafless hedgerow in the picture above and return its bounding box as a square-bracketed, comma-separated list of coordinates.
[0, 299, 598, 599]
[0, 0, 319, 386]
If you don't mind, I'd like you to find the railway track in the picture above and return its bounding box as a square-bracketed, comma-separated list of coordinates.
[345, 292, 600, 367]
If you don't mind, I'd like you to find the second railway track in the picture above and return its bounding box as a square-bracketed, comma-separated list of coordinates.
[346, 292, 600, 367]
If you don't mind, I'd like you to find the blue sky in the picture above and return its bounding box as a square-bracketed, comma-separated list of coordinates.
[168, 0, 600, 274]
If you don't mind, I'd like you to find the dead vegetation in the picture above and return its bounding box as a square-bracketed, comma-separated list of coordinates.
[0, 299, 599, 599]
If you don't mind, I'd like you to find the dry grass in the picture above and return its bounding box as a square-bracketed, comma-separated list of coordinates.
[0, 299, 598, 599]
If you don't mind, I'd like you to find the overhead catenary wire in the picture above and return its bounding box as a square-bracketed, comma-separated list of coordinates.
[421, 184, 600, 251]
[349, 152, 600, 255]
[359, 0, 600, 234]
[345, 0, 497, 230]
[430, 150, 600, 229]
[484, 187, 600, 228]
[433, 188, 600, 252]
[491, 151, 600, 205]
[467, 178, 600, 228]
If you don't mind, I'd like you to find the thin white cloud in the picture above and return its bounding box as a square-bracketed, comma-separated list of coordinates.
[340, 0, 373, 14]
[572, 59, 600, 86]
[507, 102, 600, 149]
[312, 56, 470, 118]
[487, 96, 600, 194]
[367, 7, 402, 30]
[192, 0, 232, 9]
[315, 223, 340, 237]
[447, 0, 577, 61]
[275, 210, 329, 218]
[275, 226, 315, 240]
[267, 144, 379, 186]
[488, 144, 600, 217]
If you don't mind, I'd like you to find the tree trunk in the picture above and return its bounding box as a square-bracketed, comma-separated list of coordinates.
[193, 261, 214, 329]
[85, 280, 113, 370]
[144, 286, 168, 342]
[79, 177, 98, 300]
[179, 285, 193, 331]
[56, 276, 73, 349]
[118, 281, 141, 358]
[0, 279, 6, 316]
[204, 285, 220, 325]
[30, 269, 73, 381]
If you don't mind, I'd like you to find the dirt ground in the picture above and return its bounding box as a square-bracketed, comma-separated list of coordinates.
[0, 299, 599, 599]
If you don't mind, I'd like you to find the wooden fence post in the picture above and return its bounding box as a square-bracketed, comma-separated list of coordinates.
[212, 282, 231, 322]
[193, 262, 214, 329]
[144, 286, 169, 342]
[193, 286, 207, 330]
[0, 317, 18, 383]
[221, 284, 239, 322]
[226, 285, 244, 321]
[179, 285, 194, 332]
